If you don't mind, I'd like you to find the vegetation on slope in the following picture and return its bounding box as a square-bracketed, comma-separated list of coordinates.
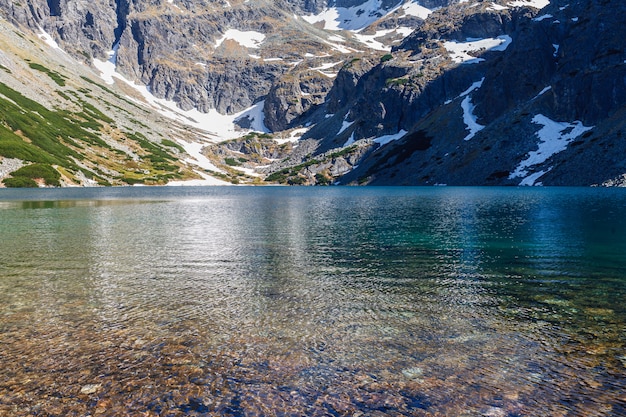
[0, 77, 189, 187]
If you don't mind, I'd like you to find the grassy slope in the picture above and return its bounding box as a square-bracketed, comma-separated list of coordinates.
[0, 20, 202, 187]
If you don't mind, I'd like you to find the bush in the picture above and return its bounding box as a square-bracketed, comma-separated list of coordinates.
[287, 176, 306, 185]
[3, 177, 38, 188]
[224, 157, 242, 166]
[28, 62, 66, 86]
[122, 176, 145, 185]
[9, 163, 61, 187]
[315, 173, 332, 185]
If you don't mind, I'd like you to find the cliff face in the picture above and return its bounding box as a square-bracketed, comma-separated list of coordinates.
[0, 15, 215, 187]
[0, 0, 400, 115]
[288, 0, 626, 186]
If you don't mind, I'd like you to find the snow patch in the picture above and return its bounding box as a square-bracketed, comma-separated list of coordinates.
[351, 25, 415, 51]
[509, 114, 594, 184]
[94, 49, 268, 141]
[215, 29, 266, 49]
[374, 130, 408, 146]
[93, 47, 271, 186]
[323, 39, 355, 54]
[461, 95, 484, 141]
[445, 77, 483, 106]
[311, 61, 342, 71]
[302, 0, 408, 31]
[337, 114, 354, 136]
[235, 101, 269, 133]
[276, 128, 308, 144]
[343, 132, 356, 147]
[165, 141, 231, 186]
[460, 77, 485, 98]
[92, 47, 119, 85]
[508, 0, 550, 8]
[402, 2, 432, 19]
[518, 169, 548, 186]
[312, 60, 341, 76]
[444, 35, 512, 64]
[38, 27, 62, 50]
[328, 35, 346, 43]
[178, 141, 224, 174]
[532, 86, 552, 100]
[489, 3, 509, 11]
[352, 29, 395, 51]
[166, 173, 230, 186]
[533, 14, 553, 21]
[458, 79, 485, 141]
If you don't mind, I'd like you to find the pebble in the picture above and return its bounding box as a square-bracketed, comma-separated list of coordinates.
[401, 367, 423, 380]
[80, 384, 101, 395]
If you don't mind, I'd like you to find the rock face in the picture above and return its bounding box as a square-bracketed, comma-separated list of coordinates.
[1, 0, 626, 186]
[263, 64, 336, 131]
[0, 0, 366, 114]
[300, 0, 626, 186]
[303, 2, 534, 152]
[0, 15, 207, 187]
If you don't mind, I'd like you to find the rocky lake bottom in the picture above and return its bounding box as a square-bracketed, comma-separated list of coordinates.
[0, 186, 625, 416]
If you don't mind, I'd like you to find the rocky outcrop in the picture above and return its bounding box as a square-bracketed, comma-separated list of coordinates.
[0, 0, 391, 116]
[396, 2, 528, 48]
[263, 66, 335, 131]
[332, 0, 626, 186]
[312, 1, 525, 145]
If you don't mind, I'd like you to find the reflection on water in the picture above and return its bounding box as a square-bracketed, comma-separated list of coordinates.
[0, 187, 625, 416]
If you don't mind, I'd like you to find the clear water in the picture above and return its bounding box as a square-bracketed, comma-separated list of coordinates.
[0, 186, 624, 416]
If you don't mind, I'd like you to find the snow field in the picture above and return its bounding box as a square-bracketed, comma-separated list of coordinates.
[214, 29, 266, 49]
[509, 114, 593, 185]
[444, 35, 512, 64]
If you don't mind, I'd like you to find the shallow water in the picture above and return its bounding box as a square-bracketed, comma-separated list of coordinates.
[0, 186, 625, 416]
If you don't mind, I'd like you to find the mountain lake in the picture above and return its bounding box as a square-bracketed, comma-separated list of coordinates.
[0, 186, 624, 416]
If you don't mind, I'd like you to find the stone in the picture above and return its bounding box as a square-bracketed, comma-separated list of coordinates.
[80, 384, 101, 395]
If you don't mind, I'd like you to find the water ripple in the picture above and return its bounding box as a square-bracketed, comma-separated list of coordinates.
[0, 187, 625, 415]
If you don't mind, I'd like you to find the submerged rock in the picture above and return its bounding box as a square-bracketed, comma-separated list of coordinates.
[80, 384, 101, 395]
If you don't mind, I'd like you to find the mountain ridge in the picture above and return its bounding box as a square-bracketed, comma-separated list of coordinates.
[1, 0, 625, 187]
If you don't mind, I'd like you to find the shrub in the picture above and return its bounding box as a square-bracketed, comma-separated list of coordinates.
[10, 163, 61, 186]
[386, 77, 409, 87]
[315, 173, 332, 185]
[28, 62, 66, 86]
[224, 157, 241, 166]
[287, 176, 306, 185]
[161, 139, 185, 153]
[3, 177, 38, 188]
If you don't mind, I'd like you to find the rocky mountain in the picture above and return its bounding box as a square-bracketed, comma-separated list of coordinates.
[0, 0, 415, 114]
[260, 0, 626, 186]
[0, 0, 625, 186]
[0, 18, 184, 186]
[330, 0, 626, 186]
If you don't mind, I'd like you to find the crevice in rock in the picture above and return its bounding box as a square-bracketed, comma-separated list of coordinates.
[113, 0, 131, 48]
[47, 0, 61, 16]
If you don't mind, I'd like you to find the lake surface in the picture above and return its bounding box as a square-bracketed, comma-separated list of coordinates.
[0, 186, 625, 416]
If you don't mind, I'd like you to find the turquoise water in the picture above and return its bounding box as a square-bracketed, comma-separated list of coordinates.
[0, 186, 625, 416]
